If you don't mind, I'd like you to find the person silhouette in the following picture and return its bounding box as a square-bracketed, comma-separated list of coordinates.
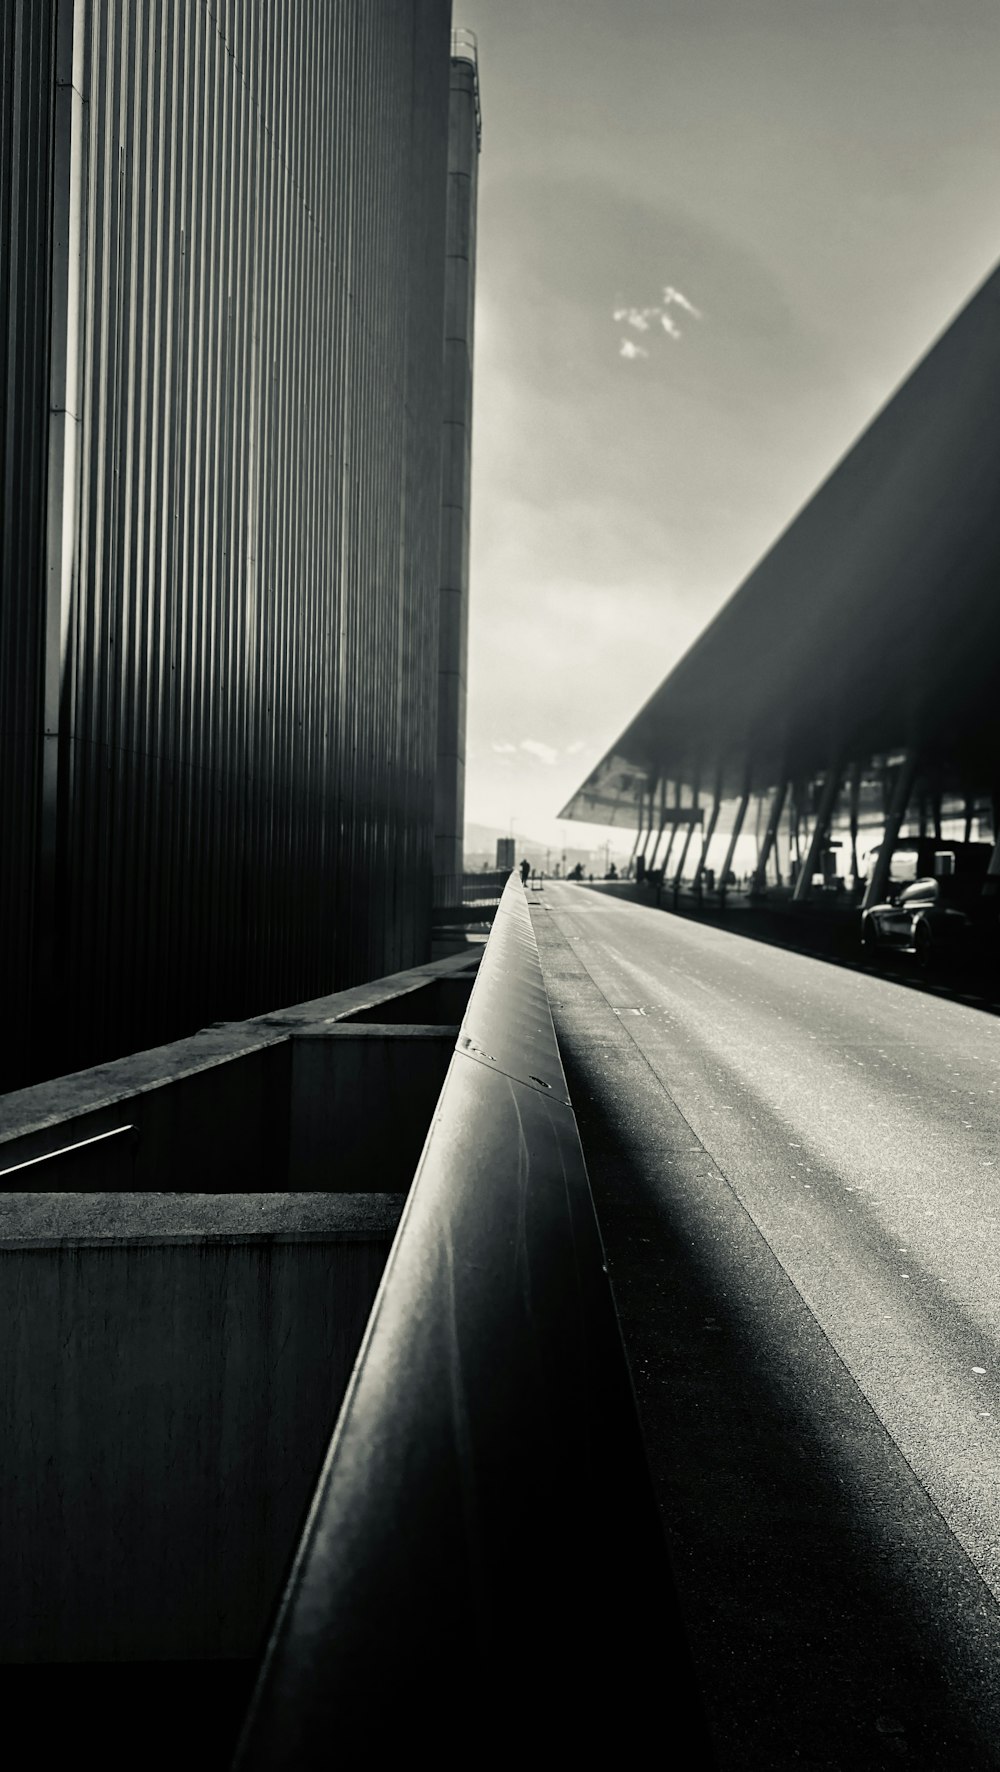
[519, 857, 530, 885]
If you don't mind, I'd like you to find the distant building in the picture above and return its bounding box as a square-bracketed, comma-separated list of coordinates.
[0, 1, 473, 1087]
[496, 837, 516, 870]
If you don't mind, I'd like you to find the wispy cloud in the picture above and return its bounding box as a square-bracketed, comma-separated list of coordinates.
[614, 305, 654, 332]
[614, 282, 703, 355]
[521, 738, 560, 766]
[663, 285, 702, 318]
[491, 741, 517, 754]
[565, 740, 586, 756]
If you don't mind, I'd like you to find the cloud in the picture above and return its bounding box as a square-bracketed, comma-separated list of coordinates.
[492, 741, 517, 754]
[566, 740, 587, 755]
[521, 738, 560, 766]
[613, 305, 653, 332]
[663, 285, 703, 318]
[613, 283, 703, 352]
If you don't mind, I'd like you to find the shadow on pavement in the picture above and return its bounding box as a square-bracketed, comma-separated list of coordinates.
[555, 1021, 1000, 1772]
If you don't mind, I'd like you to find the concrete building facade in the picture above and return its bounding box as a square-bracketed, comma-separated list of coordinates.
[1, 0, 465, 1087]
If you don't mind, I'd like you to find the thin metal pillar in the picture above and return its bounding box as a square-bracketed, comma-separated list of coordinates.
[660, 820, 680, 875]
[647, 778, 669, 869]
[718, 785, 751, 903]
[862, 753, 918, 910]
[963, 797, 975, 844]
[752, 782, 789, 896]
[672, 795, 701, 893]
[790, 786, 802, 870]
[791, 764, 842, 904]
[984, 800, 1000, 898]
[848, 760, 862, 886]
[694, 776, 723, 886]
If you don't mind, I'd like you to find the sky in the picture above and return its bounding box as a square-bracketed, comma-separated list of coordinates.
[457, 0, 1000, 854]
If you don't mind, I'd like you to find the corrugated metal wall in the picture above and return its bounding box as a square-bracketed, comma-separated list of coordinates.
[1, 0, 454, 1087]
[1, 2, 56, 1082]
[433, 45, 479, 887]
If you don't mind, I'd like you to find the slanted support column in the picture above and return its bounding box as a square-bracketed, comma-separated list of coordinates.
[660, 811, 682, 876]
[848, 760, 862, 885]
[862, 753, 918, 910]
[694, 775, 723, 888]
[983, 797, 1000, 898]
[751, 782, 789, 896]
[646, 779, 668, 871]
[630, 780, 655, 869]
[719, 784, 751, 903]
[672, 789, 701, 893]
[983, 805, 1000, 895]
[963, 797, 975, 845]
[791, 762, 842, 904]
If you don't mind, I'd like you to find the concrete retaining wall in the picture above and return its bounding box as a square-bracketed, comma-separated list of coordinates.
[0, 1197, 401, 1662]
[0, 949, 479, 1664]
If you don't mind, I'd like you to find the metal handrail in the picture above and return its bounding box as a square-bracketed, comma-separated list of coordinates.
[233, 873, 711, 1761]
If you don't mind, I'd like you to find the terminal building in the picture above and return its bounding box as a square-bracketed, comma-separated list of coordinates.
[560, 262, 1000, 913]
[1, 1, 478, 1088]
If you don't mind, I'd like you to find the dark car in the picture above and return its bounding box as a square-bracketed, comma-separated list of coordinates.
[861, 843, 998, 971]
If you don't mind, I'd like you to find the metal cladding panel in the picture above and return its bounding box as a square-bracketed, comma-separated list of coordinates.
[433, 51, 478, 884]
[0, 3, 56, 1076]
[562, 259, 1000, 826]
[3, 0, 454, 1086]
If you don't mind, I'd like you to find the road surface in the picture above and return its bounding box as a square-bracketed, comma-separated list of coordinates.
[535, 880, 1000, 1769]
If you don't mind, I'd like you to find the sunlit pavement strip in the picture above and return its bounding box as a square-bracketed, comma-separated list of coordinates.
[538, 882, 1000, 1604]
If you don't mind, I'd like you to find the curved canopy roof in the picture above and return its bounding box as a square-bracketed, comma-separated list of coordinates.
[561, 261, 1000, 828]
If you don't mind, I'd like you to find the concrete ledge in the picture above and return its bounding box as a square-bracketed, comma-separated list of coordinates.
[0, 952, 481, 1191]
[0, 1190, 406, 1247]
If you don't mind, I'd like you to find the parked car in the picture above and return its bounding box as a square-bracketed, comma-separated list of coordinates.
[861, 846, 998, 971]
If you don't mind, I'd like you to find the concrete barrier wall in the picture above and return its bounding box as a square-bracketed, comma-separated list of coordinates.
[0, 954, 477, 1191]
[0, 950, 479, 1665]
[289, 1029, 458, 1192]
[0, 1196, 403, 1662]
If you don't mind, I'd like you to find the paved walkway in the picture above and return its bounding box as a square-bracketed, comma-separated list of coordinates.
[535, 881, 1000, 1771]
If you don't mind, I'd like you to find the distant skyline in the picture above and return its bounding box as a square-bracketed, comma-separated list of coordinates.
[458, 0, 1000, 849]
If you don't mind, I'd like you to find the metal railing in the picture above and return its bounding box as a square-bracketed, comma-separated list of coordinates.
[233, 873, 711, 1760]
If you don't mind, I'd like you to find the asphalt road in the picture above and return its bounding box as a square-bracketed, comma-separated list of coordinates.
[534, 880, 1000, 1768]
